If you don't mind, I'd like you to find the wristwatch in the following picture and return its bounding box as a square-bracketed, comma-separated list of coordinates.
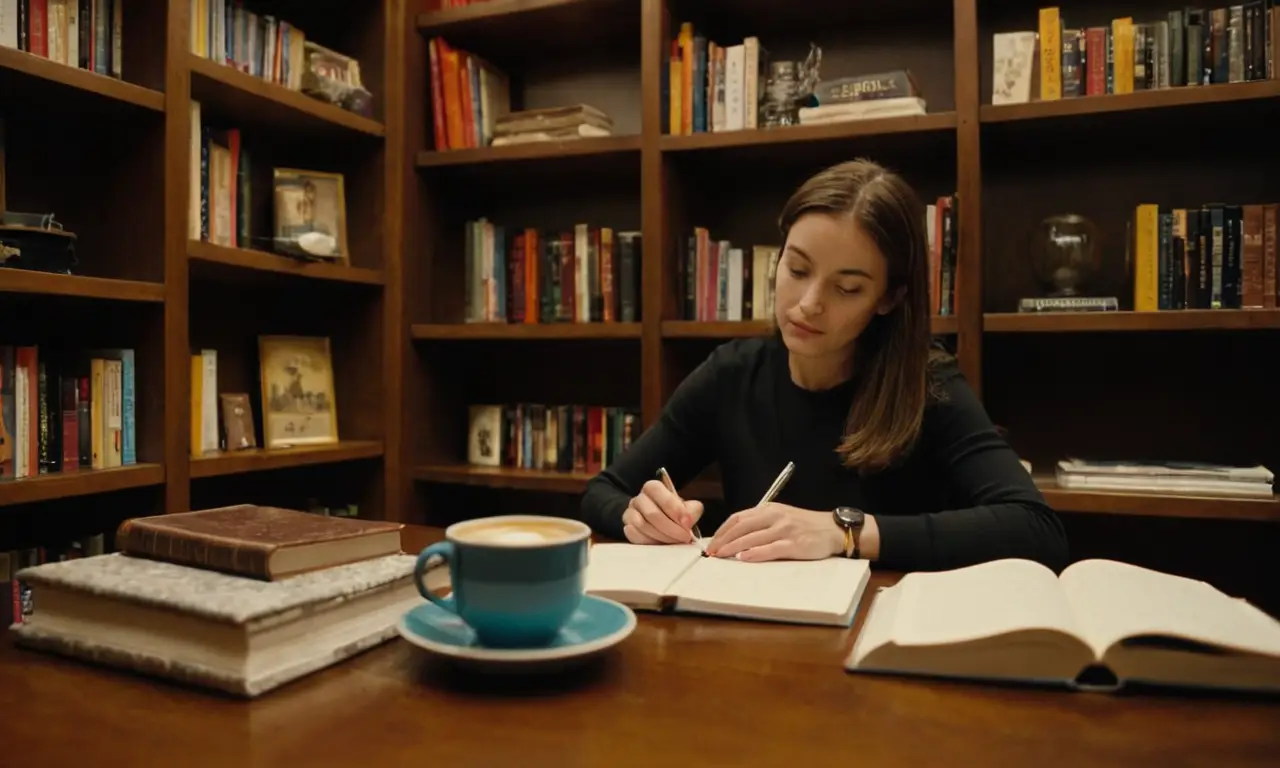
[832, 507, 865, 559]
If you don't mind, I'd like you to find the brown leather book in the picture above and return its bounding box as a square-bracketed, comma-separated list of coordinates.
[116, 504, 404, 581]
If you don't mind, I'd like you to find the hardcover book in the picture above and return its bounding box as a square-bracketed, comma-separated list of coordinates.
[115, 504, 404, 580]
[11, 552, 447, 697]
[846, 558, 1280, 694]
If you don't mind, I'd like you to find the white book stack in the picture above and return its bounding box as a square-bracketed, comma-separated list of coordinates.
[11, 552, 448, 697]
[1055, 458, 1276, 498]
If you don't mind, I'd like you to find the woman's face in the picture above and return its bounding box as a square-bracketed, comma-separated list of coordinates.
[773, 212, 898, 360]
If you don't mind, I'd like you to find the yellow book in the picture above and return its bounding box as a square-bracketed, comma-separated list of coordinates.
[190, 354, 203, 458]
[1112, 18, 1134, 94]
[1039, 7, 1062, 101]
[1133, 204, 1160, 312]
[669, 55, 682, 136]
[90, 358, 104, 469]
[678, 22, 694, 135]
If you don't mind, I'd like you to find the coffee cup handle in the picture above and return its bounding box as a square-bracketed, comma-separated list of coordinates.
[414, 542, 458, 614]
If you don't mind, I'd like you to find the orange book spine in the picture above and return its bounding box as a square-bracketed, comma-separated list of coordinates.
[439, 43, 465, 149]
[524, 228, 539, 324]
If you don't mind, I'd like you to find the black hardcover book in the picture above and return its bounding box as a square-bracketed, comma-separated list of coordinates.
[1224, 205, 1243, 308]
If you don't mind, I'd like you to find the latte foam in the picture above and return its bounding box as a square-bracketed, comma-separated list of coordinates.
[453, 517, 585, 547]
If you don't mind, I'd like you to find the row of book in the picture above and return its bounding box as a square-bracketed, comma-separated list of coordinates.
[997, 5, 1278, 105]
[0, 346, 136, 481]
[189, 0, 308, 91]
[463, 220, 642, 324]
[189, 102, 250, 248]
[676, 195, 958, 322]
[0, 0, 121, 79]
[467, 403, 640, 476]
[1132, 201, 1279, 311]
[2, 532, 106, 628]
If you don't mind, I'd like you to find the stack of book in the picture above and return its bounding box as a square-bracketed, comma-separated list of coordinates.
[490, 105, 614, 146]
[1054, 458, 1276, 498]
[9, 504, 445, 697]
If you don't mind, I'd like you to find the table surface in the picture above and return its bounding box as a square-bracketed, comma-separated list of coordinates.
[2, 525, 1277, 767]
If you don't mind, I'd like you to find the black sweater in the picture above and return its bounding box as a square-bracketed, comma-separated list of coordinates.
[580, 334, 1070, 573]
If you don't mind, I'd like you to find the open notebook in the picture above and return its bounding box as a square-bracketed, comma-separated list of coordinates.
[586, 542, 871, 627]
[846, 557, 1280, 693]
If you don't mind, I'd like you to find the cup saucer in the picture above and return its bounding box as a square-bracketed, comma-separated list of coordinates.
[397, 594, 637, 668]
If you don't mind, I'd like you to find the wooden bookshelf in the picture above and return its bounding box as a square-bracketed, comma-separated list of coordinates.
[0, 464, 166, 507]
[981, 80, 1280, 123]
[397, 0, 1279, 614]
[0, 46, 166, 112]
[188, 54, 385, 137]
[411, 322, 642, 340]
[986, 309, 1280, 333]
[188, 241, 385, 286]
[0, 1, 398, 544]
[411, 464, 597, 494]
[416, 135, 642, 167]
[190, 441, 385, 479]
[662, 316, 960, 338]
[0, 270, 165, 303]
[1034, 477, 1280, 523]
[660, 112, 959, 153]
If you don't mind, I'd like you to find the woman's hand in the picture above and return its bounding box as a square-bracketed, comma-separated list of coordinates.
[622, 479, 704, 545]
[705, 503, 844, 562]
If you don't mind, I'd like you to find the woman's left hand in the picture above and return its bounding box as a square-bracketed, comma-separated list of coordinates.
[705, 503, 844, 562]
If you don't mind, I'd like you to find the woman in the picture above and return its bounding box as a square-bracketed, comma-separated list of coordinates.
[579, 159, 1069, 573]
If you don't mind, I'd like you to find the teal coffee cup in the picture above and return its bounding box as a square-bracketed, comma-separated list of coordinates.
[414, 515, 592, 648]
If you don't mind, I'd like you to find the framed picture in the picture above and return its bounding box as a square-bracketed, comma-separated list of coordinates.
[272, 168, 348, 263]
[258, 335, 339, 448]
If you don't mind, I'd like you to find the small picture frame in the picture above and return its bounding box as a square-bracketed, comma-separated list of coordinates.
[258, 335, 339, 449]
[271, 168, 348, 264]
[219, 392, 258, 451]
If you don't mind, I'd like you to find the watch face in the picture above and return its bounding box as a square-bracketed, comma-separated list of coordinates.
[834, 507, 864, 527]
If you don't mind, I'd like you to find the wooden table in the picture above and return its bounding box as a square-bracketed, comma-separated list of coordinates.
[1, 525, 1277, 767]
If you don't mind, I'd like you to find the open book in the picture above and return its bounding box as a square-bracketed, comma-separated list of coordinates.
[846, 558, 1280, 693]
[586, 542, 871, 627]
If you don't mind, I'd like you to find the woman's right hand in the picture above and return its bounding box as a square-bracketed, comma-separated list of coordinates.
[622, 479, 704, 545]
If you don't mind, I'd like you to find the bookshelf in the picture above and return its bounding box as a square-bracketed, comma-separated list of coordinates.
[399, 0, 1279, 610]
[0, 1, 401, 552]
[3, 0, 1276, 609]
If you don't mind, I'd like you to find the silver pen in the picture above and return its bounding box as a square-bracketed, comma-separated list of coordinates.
[757, 461, 795, 507]
[656, 467, 704, 552]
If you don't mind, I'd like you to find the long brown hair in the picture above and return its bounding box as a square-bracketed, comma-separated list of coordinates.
[776, 158, 946, 473]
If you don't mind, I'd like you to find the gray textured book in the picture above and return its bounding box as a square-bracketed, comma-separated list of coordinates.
[11, 552, 446, 697]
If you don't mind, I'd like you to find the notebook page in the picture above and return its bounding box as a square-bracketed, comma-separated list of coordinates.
[585, 542, 705, 599]
[1060, 559, 1280, 658]
[667, 555, 869, 620]
[893, 559, 1078, 647]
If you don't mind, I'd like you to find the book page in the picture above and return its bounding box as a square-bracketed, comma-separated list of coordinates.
[667, 555, 870, 623]
[585, 542, 705, 602]
[892, 559, 1080, 647]
[1060, 559, 1280, 659]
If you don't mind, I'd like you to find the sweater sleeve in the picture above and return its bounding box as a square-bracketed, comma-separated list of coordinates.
[579, 351, 721, 540]
[874, 364, 1071, 573]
